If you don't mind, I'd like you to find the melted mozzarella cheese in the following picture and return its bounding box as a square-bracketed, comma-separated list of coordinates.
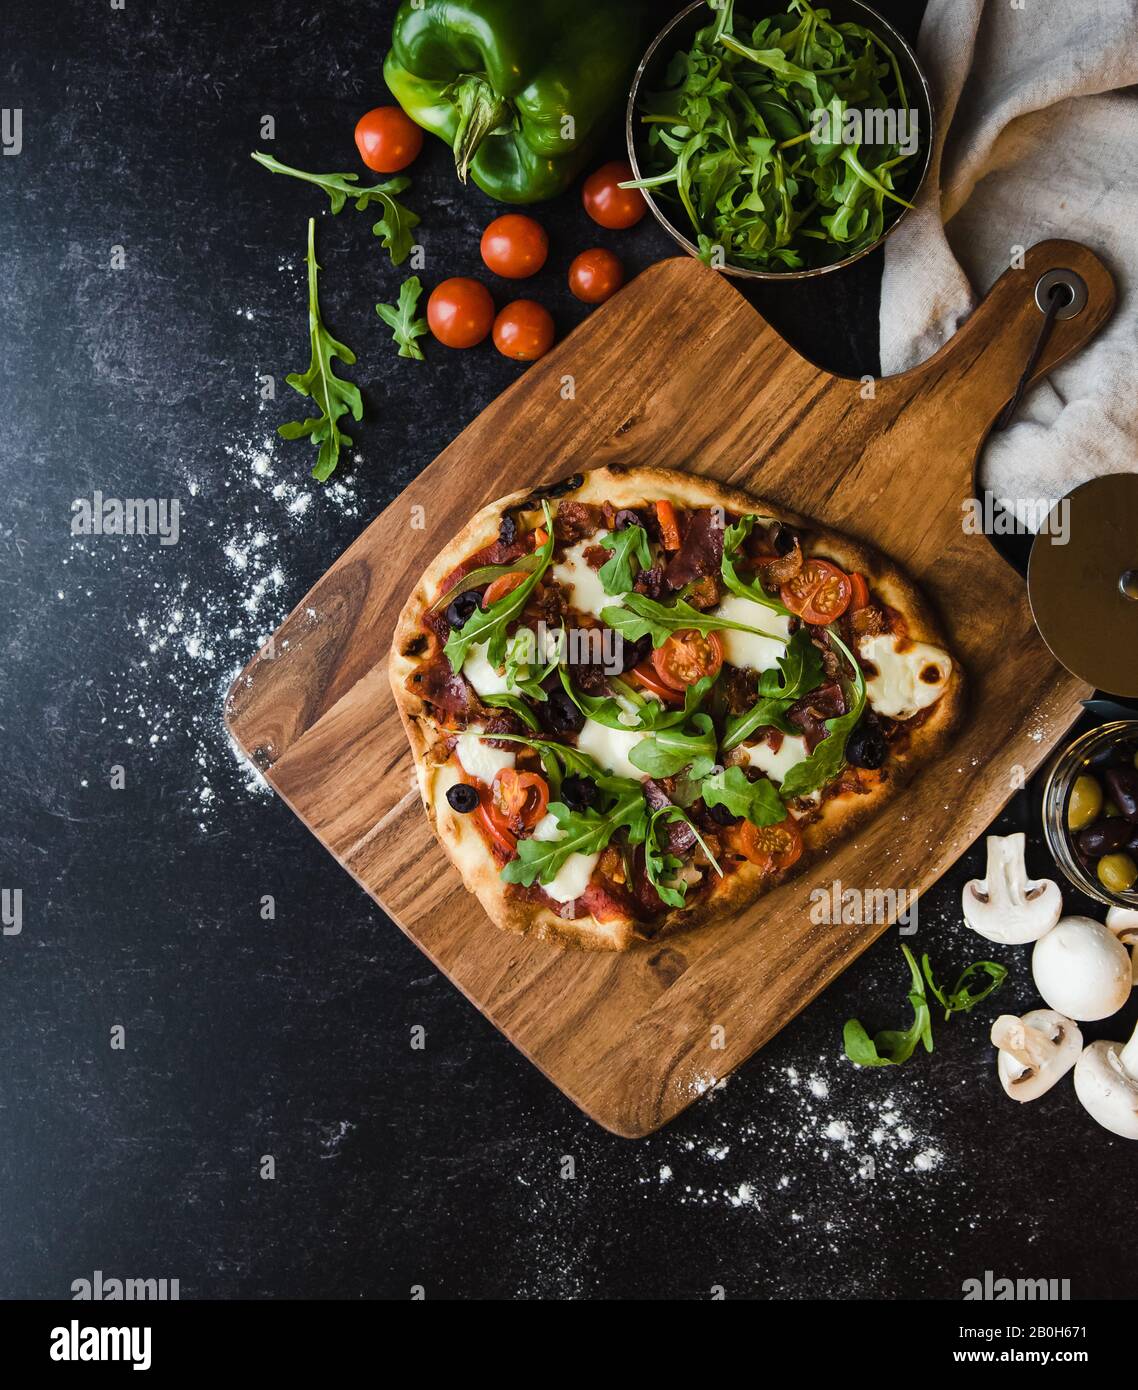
[858, 635, 952, 720]
[739, 733, 809, 784]
[576, 719, 649, 779]
[462, 641, 512, 697]
[454, 726, 515, 784]
[530, 812, 599, 903]
[431, 762, 488, 876]
[551, 532, 619, 618]
[711, 595, 790, 673]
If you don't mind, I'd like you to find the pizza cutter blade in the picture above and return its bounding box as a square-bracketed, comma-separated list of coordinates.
[1027, 473, 1138, 697]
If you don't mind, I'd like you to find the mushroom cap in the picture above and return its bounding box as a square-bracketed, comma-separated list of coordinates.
[1106, 906, 1138, 945]
[1031, 916, 1131, 1021]
[1074, 1040, 1138, 1140]
[993, 1009, 1082, 1102]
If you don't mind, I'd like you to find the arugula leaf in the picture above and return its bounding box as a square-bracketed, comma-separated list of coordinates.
[699, 766, 786, 826]
[722, 628, 824, 752]
[600, 592, 788, 650]
[644, 804, 723, 908]
[251, 151, 419, 264]
[630, 713, 718, 779]
[778, 629, 867, 799]
[429, 552, 545, 616]
[504, 629, 557, 702]
[376, 276, 428, 360]
[500, 788, 646, 889]
[444, 507, 554, 674]
[479, 692, 540, 732]
[598, 525, 652, 595]
[278, 218, 362, 483]
[921, 955, 1007, 1022]
[720, 515, 792, 617]
[557, 668, 715, 732]
[484, 734, 645, 809]
[843, 945, 933, 1067]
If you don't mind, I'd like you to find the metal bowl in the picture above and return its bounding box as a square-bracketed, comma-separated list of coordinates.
[625, 0, 934, 280]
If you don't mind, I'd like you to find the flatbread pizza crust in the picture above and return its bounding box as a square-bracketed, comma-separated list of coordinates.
[389, 465, 965, 952]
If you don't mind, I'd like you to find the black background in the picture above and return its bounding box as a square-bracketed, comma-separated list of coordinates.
[2, 0, 1134, 1302]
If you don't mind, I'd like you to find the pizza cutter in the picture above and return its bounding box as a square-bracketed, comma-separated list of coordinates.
[1027, 473, 1138, 697]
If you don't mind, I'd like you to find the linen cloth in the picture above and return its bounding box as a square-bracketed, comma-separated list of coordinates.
[879, 0, 1138, 525]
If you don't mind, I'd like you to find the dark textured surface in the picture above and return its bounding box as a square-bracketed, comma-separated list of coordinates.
[1, 0, 1134, 1302]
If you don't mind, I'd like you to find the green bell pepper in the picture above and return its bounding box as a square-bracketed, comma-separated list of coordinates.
[383, 0, 647, 204]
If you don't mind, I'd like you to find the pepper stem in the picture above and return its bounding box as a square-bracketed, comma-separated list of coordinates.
[450, 75, 508, 184]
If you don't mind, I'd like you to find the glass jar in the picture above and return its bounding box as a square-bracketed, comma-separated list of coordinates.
[1043, 721, 1138, 908]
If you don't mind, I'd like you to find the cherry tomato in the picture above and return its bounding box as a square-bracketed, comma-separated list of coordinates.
[568, 247, 625, 304]
[629, 660, 684, 704]
[731, 815, 803, 873]
[849, 571, 870, 610]
[354, 106, 423, 174]
[480, 214, 549, 279]
[481, 572, 526, 607]
[652, 630, 724, 691]
[476, 790, 518, 856]
[780, 559, 853, 625]
[582, 160, 647, 229]
[492, 300, 555, 361]
[490, 769, 549, 833]
[427, 278, 495, 349]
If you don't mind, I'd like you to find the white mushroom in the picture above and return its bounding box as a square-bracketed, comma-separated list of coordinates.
[1073, 1019, 1138, 1139]
[961, 834, 1062, 943]
[1031, 915, 1132, 1021]
[990, 1010, 1082, 1102]
[1105, 906, 1138, 987]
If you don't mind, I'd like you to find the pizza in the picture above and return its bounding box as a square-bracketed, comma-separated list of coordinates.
[389, 466, 964, 951]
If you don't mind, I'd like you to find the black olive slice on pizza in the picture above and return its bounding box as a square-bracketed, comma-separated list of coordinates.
[390, 466, 964, 951]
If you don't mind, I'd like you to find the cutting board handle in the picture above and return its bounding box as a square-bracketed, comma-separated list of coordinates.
[900, 238, 1116, 437]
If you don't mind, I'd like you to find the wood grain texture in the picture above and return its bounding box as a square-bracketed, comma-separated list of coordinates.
[225, 239, 1114, 1138]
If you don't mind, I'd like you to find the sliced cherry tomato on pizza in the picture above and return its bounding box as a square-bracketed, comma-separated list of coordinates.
[482, 572, 526, 607]
[652, 630, 724, 691]
[780, 558, 853, 625]
[630, 660, 684, 703]
[730, 815, 803, 873]
[476, 791, 518, 856]
[490, 769, 549, 833]
[656, 499, 682, 551]
[849, 571, 870, 610]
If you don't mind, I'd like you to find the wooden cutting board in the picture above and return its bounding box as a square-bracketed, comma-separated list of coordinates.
[225, 239, 1113, 1138]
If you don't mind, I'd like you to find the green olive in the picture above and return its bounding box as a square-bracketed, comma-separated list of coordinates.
[1068, 774, 1104, 831]
[1098, 852, 1138, 894]
[1104, 799, 1122, 818]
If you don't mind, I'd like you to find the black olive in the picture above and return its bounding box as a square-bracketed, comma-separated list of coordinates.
[614, 508, 641, 531]
[773, 523, 798, 557]
[617, 633, 653, 672]
[497, 512, 518, 547]
[445, 783, 479, 813]
[445, 589, 482, 630]
[561, 775, 597, 811]
[845, 720, 887, 770]
[1077, 819, 1134, 857]
[1104, 766, 1138, 822]
[710, 802, 739, 826]
[542, 690, 586, 735]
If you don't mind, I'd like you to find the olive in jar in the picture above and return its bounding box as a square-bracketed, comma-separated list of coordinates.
[1067, 774, 1103, 832]
[1097, 852, 1138, 893]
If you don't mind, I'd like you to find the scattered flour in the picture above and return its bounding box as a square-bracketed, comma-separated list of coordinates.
[65, 434, 362, 829]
